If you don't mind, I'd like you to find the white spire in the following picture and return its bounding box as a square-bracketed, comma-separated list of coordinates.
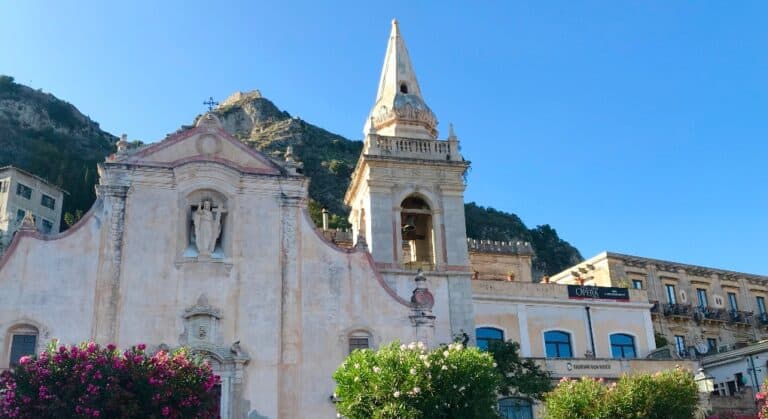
[364, 19, 437, 139]
[375, 19, 423, 102]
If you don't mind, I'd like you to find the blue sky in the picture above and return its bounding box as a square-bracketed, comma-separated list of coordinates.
[1, 1, 766, 274]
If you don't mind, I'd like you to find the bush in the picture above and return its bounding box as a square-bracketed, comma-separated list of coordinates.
[544, 367, 699, 419]
[0, 341, 220, 418]
[756, 380, 768, 418]
[333, 341, 501, 419]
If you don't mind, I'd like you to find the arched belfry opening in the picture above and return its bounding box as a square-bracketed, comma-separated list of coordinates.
[401, 196, 434, 270]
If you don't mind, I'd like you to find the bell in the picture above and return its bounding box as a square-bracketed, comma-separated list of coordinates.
[402, 215, 416, 233]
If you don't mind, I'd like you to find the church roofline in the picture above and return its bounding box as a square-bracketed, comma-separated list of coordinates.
[119, 113, 285, 176]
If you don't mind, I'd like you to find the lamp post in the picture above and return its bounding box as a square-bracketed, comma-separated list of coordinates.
[694, 368, 715, 414]
[694, 368, 715, 392]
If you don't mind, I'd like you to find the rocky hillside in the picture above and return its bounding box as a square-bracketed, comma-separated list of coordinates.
[0, 76, 116, 221]
[210, 91, 362, 227]
[0, 79, 582, 276]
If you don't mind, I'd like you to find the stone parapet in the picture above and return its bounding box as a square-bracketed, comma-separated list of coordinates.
[467, 238, 534, 256]
[364, 134, 461, 162]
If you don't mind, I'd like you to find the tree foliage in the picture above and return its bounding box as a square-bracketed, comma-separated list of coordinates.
[0, 342, 220, 418]
[333, 341, 501, 419]
[544, 368, 699, 419]
[465, 202, 583, 276]
[487, 340, 552, 400]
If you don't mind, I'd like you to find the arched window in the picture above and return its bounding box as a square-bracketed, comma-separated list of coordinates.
[401, 196, 434, 270]
[8, 325, 38, 367]
[610, 333, 636, 359]
[544, 331, 572, 358]
[498, 397, 533, 419]
[348, 331, 372, 353]
[400, 83, 409, 94]
[476, 327, 504, 351]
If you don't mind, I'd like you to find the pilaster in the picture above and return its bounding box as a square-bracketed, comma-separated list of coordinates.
[91, 185, 129, 343]
[278, 194, 303, 418]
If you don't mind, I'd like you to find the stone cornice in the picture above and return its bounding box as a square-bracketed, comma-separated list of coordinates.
[605, 252, 768, 283]
[472, 292, 653, 310]
[361, 154, 470, 169]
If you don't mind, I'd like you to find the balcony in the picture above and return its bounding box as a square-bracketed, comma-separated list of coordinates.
[728, 310, 753, 326]
[650, 300, 661, 314]
[757, 312, 768, 326]
[699, 306, 727, 322]
[662, 303, 693, 319]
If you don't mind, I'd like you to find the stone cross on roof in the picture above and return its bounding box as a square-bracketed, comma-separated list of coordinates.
[203, 97, 219, 111]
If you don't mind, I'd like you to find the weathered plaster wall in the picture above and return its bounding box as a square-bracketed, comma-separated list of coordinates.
[0, 207, 101, 368]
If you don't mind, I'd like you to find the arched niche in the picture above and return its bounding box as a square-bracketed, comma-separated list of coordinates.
[400, 195, 435, 270]
[181, 188, 230, 261]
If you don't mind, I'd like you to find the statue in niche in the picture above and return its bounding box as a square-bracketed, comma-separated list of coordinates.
[193, 199, 225, 256]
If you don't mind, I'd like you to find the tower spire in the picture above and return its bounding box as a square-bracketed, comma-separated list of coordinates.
[364, 19, 437, 139]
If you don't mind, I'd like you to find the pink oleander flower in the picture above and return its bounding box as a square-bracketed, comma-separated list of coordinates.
[18, 356, 31, 365]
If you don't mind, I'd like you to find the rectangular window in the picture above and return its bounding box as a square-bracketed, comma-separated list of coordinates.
[0, 180, 6, 193]
[40, 194, 55, 210]
[665, 284, 677, 304]
[757, 297, 766, 316]
[9, 334, 37, 366]
[675, 335, 686, 357]
[707, 338, 718, 352]
[632, 280, 643, 289]
[728, 292, 739, 312]
[697, 288, 708, 309]
[544, 331, 573, 358]
[348, 337, 370, 353]
[41, 219, 53, 234]
[16, 209, 25, 223]
[16, 183, 32, 199]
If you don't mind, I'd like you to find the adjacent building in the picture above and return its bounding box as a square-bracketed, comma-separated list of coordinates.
[0, 166, 65, 254]
[551, 252, 768, 361]
[700, 340, 768, 416]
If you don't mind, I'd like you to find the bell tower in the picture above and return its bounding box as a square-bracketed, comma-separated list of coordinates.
[345, 19, 471, 274]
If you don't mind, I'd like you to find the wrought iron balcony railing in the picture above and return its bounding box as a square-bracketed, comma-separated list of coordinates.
[662, 303, 693, 318]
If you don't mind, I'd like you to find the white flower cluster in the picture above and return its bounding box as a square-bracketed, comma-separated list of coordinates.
[401, 341, 427, 351]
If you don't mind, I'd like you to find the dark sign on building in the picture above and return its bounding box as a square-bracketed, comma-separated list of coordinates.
[567, 285, 630, 301]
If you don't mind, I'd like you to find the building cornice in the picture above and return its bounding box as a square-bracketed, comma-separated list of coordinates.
[604, 251, 768, 282]
[700, 340, 768, 367]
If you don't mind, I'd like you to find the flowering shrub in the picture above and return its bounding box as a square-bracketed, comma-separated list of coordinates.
[757, 380, 768, 419]
[544, 367, 699, 419]
[0, 341, 220, 418]
[333, 341, 501, 419]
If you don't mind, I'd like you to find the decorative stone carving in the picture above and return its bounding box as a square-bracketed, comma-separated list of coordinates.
[193, 199, 225, 256]
[196, 134, 222, 156]
[177, 295, 248, 419]
[18, 212, 36, 231]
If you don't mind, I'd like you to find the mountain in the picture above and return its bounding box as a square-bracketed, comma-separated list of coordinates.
[0, 76, 116, 221]
[0, 79, 582, 276]
[209, 91, 362, 228]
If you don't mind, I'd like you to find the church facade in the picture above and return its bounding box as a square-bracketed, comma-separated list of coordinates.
[0, 21, 684, 419]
